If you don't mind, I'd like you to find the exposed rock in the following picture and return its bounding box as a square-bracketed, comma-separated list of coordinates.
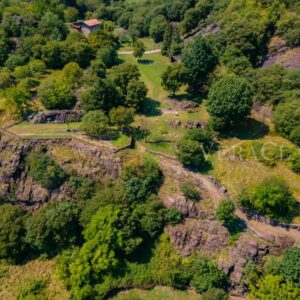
[166, 99, 199, 111]
[218, 233, 269, 286]
[164, 195, 199, 218]
[165, 218, 230, 257]
[184, 120, 206, 129]
[28, 110, 84, 124]
[167, 120, 181, 128]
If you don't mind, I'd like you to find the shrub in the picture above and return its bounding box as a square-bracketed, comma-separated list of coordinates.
[202, 288, 229, 300]
[288, 151, 300, 174]
[81, 110, 110, 138]
[280, 247, 300, 287]
[38, 79, 76, 110]
[216, 200, 235, 224]
[0, 204, 27, 261]
[176, 139, 206, 170]
[238, 177, 297, 222]
[27, 152, 67, 189]
[181, 181, 200, 202]
[25, 202, 81, 256]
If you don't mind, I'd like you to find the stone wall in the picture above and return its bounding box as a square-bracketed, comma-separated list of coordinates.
[28, 110, 84, 124]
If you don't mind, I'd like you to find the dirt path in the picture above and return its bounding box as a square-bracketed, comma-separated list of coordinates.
[144, 148, 300, 243]
[118, 49, 161, 55]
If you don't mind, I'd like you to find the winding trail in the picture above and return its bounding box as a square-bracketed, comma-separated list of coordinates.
[140, 144, 300, 243]
[118, 49, 161, 55]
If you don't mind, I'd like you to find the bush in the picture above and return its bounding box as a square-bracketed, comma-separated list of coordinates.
[280, 247, 300, 287]
[288, 151, 300, 174]
[0, 204, 27, 261]
[81, 110, 110, 138]
[202, 288, 229, 300]
[238, 177, 297, 222]
[181, 181, 200, 202]
[176, 139, 206, 170]
[27, 152, 67, 190]
[25, 202, 81, 256]
[216, 200, 235, 224]
[38, 79, 76, 110]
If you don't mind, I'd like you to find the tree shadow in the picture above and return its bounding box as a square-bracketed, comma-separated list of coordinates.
[140, 98, 162, 117]
[129, 126, 150, 141]
[221, 118, 269, 140]
[224, 217, 247, 236]
[138, 59, 154, 64]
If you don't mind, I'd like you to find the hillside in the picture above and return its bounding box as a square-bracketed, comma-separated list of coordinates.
[1, 1, 300, 300]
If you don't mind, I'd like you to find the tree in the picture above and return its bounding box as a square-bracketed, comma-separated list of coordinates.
[125, 80, 147, 111]
[250, 275, 300, 300]
[27, 153, 67, 190]
[0, 204, 27, 261]
[238, 177, 297, 222]
[38, 12, 68, 41]
[207, 75, 253, 131]
[189, 257, 229, 293]
[96, 46, 118, 68]
[109, 106, 134, 131]
[176, 139, 206, 170]
[216, 200, 235, 224]
[81, 78, 121, 112]
[25, 202, 81, 256]
[4, 87, 32, 118]
[149, 15, 168, 43]
[0, 36, 11, 66]
[133, 40, 145, 61]
[62, 62, 83, 88]
[161, 64, 188, 96]
[274, 99, 300, 146]
[4, 54, 27, 70]
[38, 79, 76, 110]
[182, 37, 218, 87]
[41, 41, 64, 69]
[280, 247, 300, 287]
[81, 110, 110, 138]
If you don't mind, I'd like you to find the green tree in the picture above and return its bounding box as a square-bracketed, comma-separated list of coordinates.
[238, 177, 297, 222]
[184, 127, 215, 153]
[250, 275, 300, 300]
[274, 99, 300, 146]
[4, 87, 32, 118]
[149, 15, 168, 43]
[133, 40, 145, 60]
[38, 79, 76, 110]
[25, 202, 81, 256]
[161, 64, 188, 96]
[0, 204, 27, 261]
[81, 78, 120, 112]
[109, 106, 134, 131]
[182, 37, 218, 87]
[96, 46, 118, 68]
[27, 152, 67, 190]
[62, 62, 83, 88]
[125, 80, 147, 111]
[280, 247, 300, 287]
[207, 75, 253, 131]
[81, 110, 110, 138]
[216, 200, 235, 224]
[4, 54, 27, 71]
[176, 139, 206, 170]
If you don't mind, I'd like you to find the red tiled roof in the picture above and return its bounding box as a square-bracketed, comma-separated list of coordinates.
[83, 19, 101, 27]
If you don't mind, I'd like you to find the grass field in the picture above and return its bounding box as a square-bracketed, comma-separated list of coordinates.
[112, 286, 202, 300]
[119, 37, 161, 51]
[0, 259, 68, 300]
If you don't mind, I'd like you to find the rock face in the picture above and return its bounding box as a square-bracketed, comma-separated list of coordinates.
[165, 219, 230, 257]
[0, 133, 122, 209]
[28, 110, 84, 124]
[219, 234, 269, 285]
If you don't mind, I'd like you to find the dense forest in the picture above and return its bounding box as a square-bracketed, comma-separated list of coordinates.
[1, 0, 300, 299]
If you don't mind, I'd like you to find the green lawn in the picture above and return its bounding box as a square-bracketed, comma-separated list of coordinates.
[112, 286, 202, 300]
[119, 37, 161, 51]
[8, 122, 81, 138]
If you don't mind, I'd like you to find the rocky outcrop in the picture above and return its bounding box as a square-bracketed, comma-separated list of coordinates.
[0, 132, 122, 209]
[28, 110, 84, 124]
[165, 219, 230, 257]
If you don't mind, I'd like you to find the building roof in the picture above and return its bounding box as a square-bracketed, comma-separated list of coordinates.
[82, 19, 101, 27]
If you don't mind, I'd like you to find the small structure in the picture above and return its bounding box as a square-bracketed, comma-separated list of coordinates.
[71, 19, 102, 36]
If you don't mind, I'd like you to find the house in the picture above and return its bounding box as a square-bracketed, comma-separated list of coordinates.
[71, 19, 102, 36]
